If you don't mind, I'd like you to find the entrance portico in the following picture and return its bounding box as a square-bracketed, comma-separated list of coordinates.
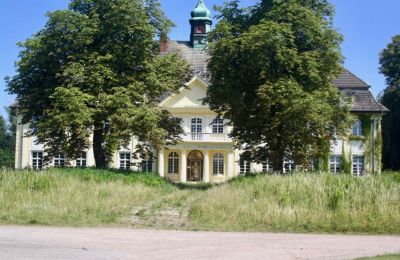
[158, 146, 235, 183]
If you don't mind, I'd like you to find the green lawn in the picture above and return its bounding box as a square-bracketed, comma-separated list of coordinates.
[0, 168, 399, 234]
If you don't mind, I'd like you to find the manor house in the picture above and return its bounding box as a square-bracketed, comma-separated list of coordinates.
[14, 0, 388, 182]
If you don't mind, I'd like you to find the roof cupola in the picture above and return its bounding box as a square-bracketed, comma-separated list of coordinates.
[190, 0, 212, 49]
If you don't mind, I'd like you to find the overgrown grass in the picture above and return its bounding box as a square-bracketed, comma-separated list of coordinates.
[0, 168, 174, 226]
[189, 173, 400, 234]
[0, 168, 399, 234]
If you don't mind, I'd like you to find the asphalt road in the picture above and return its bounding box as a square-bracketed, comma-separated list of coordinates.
[0, 226, 399, 259]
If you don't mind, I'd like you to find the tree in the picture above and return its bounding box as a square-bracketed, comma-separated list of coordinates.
[6, 0, 191, 168]
[206, 0, 351, 171]
[0, 114, 13, 167]
[379, 35, 400, 170]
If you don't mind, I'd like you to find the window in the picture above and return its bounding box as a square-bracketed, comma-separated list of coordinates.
[191, 118, 203, 140]
[32, 151, 43, 170]
[213, 153, 224, 175]
[119, 152, 131, 170]
[353, 156, 365, 176]
[352, 120, 363, 136]
[239, 159, 251, 175]
[54, 154, 65, 168]
[168, 152, 179, 174]
[141, 155, 153, 172]
[329, 155, 342, 174]
[76, 152, 87, 168]
[212, 117, 224, 134]
[262, 160, 273, 173]
[283, 160, 295, 173]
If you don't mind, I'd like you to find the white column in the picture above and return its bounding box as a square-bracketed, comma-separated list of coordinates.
[180, 150, 187, 183]
[158, 149, 164, 177]
[203, 150, 210, 183]
[227, 150, 234, 179]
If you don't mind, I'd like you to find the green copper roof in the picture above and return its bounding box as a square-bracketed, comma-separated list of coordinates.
[191, 0, 211, 20]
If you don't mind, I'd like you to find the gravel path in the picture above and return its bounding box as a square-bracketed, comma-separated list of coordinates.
[0, 226, 399, 259]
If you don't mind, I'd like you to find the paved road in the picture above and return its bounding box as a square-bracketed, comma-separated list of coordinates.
[0, 226, 399, 260]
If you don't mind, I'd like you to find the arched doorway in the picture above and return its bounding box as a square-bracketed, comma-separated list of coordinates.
[187, 150, 203, 182]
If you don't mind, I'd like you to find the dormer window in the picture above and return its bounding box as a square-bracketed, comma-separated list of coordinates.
[352, 120, 363, 136]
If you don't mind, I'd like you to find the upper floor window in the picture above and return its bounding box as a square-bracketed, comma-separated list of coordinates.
[119, 152, 131, 170]
[352, 120, 363, 136]
[76, 152, 87, 168]
[191, 118, 202, 133]
[168, 152, 179, 174]
[54, 154, 65, 168]
[212, 117, 224, 134]
[213, 153, 224, 175]
[329, 155, 342, 174]
[32, 151, 43, 170]
[191, 118, 203, 141]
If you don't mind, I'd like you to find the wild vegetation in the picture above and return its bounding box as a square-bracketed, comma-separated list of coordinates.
[0, 168, 399, 234]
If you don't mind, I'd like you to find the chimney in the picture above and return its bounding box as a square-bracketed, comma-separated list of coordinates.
[160, 34, 168, 53]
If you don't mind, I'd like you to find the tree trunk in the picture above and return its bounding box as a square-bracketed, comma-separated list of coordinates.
[93, 124, 107, 169]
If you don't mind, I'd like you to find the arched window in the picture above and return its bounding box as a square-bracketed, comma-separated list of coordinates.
[191, 118, 203, 140]
[352, 120, 363, 136]
[213, 153, 224, 175]
[168, 152, 179, 174]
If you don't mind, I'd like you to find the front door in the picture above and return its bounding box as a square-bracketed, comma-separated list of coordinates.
[187, 150, 203, 182]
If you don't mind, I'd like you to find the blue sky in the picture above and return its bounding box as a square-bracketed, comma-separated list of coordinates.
[0, 0, 399, 119]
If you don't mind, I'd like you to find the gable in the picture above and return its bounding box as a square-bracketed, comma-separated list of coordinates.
[159, 77, 209, 109]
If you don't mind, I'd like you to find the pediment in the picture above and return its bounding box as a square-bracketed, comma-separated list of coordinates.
[159, 77, 209, 109]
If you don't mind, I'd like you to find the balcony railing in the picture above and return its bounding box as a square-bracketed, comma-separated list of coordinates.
[181, 133, 231, 142]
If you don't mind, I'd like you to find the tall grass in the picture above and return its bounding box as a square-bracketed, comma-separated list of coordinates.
[189, 173, 400, 234]
[0, 168, 173, 226]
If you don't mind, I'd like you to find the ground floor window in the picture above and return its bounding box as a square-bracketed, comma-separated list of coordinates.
[213, 153, 224, 175]
[76, 152, 87, 168]
[119, 152, 131, 170]
[353, 155, 365, 176]
[239, 160, 251, 175]
[141, 155, 153, 172]
[283, 160, 295, 173]
[262, 160, 273, 173]
[54, 154, 65, 168]
[32, 151, 43, 170]
[329, 155, 342, 174]
[168, 152, 179, 174]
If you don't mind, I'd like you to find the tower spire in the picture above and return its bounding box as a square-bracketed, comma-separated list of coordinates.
[190, 0, 212, 49]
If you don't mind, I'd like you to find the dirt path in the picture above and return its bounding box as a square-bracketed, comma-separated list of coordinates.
[0, 225, 399, 259]
[128, 191, 195, 229]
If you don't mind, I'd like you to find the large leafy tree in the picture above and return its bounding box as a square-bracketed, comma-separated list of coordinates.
[206, 0, 351, 171]
[379, 35, 400, 170]
[7, 0, 191, 168]
[0, 113, 14, 167]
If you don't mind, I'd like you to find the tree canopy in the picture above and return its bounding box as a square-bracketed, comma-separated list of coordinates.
[206, 0, 351, 171]
[6, 0, 191, 168]
[379, 35, 400, 170]
[0, 112, 14, 168]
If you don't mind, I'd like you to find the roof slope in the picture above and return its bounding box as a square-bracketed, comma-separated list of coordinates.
[162, 40, 387, 113]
